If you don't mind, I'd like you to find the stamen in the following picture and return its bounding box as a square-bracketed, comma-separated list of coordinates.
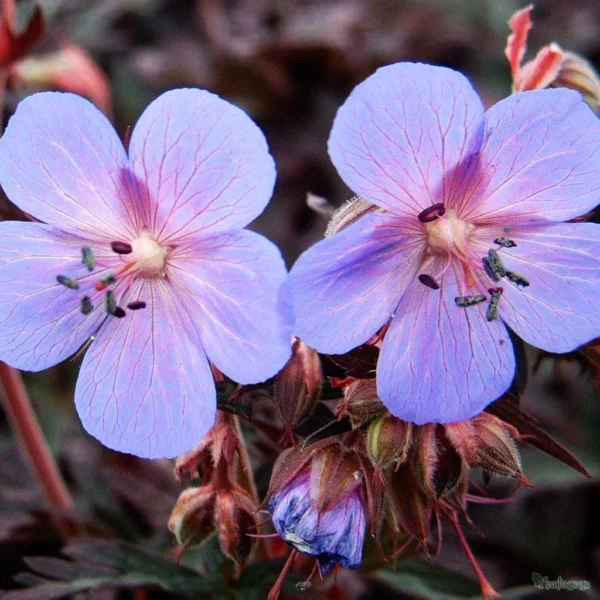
[418, 274, 440, 290]
[127, 300, 147, 310]
[82, 246, 95, 271]
[486, 287, 503, 321]
[494, 237, 517, 248]
[455, 294, 486, 308]
[113, 307, 126, 318]
[80, 296, 93, 315]
[96, 272, 116, 291]
[105, 290, 117, 315]
[418, 203, 446, 223]
[482, 249, 506, 282]
[56, 275, 79, 290]
[111, 241, 133, 255]
[505, 271, 530, 287]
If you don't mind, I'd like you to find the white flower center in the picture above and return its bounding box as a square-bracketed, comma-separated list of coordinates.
[128, 232, 168, 277]
[426, 209, 475, 258]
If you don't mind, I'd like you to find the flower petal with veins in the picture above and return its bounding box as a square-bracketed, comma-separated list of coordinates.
[289, 212, 426, 354]
[496, 223, 600, 353]
[128, 89, 276, 243]
[0, 221, 108, 371]
[75, 278, 216, 459]
[328, 62, 485, 218]
[377, 266, 515, 424]
[168, 229, 292, 384]
[0, 93, 138, 241]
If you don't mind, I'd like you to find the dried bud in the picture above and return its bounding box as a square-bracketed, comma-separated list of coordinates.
[273, 338, 322, 430]
[268, 470, 366, 574]
[168, 485, 216, 547]
[366, 415, 412, 468]
[340, 378, 387, 428]
[175, 421, 239, 480]
[445, 414, 527, 483]
[309, 444, 362, 512]
[412, 425, 465, 500]
[388, 465, 431, 546]
[325, 196, 378, 236]
[470, 414, 527, 482]
[552, 52, 600, 114]
[214, 487, 258, 565]
[11, 44, 112, 115]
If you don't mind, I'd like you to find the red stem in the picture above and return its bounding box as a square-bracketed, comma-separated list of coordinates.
[0, 362, 77, 539]
[448, 511, 500, 600]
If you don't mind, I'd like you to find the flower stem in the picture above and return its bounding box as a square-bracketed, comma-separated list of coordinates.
[448, 511, 500, 600]
[0, 362, 77, 539]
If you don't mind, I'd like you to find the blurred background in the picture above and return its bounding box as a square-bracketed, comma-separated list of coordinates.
[1, 0, 600, 598]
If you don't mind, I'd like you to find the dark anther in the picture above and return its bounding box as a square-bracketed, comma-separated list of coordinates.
[127, 300, 147, 310]
[505, 271, 530, 287]
[494, 237, 517, 248]
[418, 274, 440, 290]
[82, 246, 95, 271]
[113, 307, 126, 318]
[486, 287, 503, 322]
[455, 294, 486, 308]
[111, 241, 133, 255]
[417, 203, 446, 223]
[80, 296, 93, 315]
[57, 275, 79, 290]
[482, 249, 506, 282]
[105, 290, 117, 315]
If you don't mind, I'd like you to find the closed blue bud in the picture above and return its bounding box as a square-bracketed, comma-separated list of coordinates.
[268, 472, 366, 574]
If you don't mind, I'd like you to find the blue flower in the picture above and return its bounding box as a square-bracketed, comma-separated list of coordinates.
[268, 472, 366, 574]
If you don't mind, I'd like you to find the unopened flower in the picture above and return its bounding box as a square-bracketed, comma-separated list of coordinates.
[289, 62, 600, 424]
[268, 470, 366, 574]
[0, 90, 292, 458]
[506, 6, 600, 112]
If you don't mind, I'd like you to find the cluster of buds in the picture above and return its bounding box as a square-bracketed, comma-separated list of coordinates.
[168, 413, 260, 565]
[263, 374, 540, 599]
[506, 5, 600, 112]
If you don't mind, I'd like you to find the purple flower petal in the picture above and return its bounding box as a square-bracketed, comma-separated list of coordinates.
[128, 89, 275, 244]
[75, 278, 216, 458]
[461, 89, 600, 224]
[378, 266, 515, 424]
[288, 212, 426, 354]
[0, 222, 107, 371]
[0, 93, 138, 241]
[328, 62, 485, 218]
[168, 229, 291, 384]
[494, 223, 600, 352]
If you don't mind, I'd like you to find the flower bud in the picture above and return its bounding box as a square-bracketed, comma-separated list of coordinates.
[273, 338, 321, 430]
[325, 196, 378, 236]
[366, 414, 412, 468]
[168, 485, 216, 547]
[214, 487, 258, 565]
[340, 378, 386, 428]
[445, 414, 527, 484]
[552, 52, 600, 114]
[412, 425, 465, 500]
[309, 444, 362, 512]
[267, 470, 366, 574]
